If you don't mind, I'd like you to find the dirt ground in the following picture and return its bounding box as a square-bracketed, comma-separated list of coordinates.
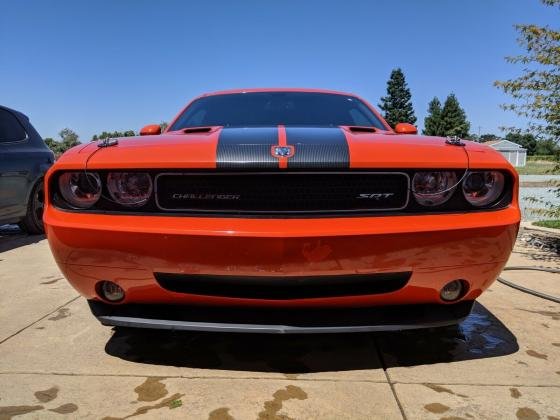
[0, 226, 558, 419]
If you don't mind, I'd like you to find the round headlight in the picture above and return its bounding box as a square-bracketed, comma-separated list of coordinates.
[462, 171, 505, 207]
[107, 172, 153, 207]
[412, 171, 458, 206]
[58, 172, 101, 209]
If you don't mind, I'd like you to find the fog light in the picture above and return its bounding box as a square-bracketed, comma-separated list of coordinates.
[100, 281, 125, 302]
[440, 280, 465, 302]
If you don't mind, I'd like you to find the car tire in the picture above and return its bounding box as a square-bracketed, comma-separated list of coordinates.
[18, 179, 45, 235]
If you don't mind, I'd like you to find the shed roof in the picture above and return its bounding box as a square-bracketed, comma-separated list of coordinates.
[485, 139, 526, 151]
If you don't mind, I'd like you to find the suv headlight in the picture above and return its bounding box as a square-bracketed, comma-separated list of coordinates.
[58, 172, 102, 209]
[462, 171, 505, 207]
[412, 171, 458, 206]
[107, 172, 153, 207]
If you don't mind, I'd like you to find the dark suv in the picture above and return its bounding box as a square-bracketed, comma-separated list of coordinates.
[0, 105, 54, 233]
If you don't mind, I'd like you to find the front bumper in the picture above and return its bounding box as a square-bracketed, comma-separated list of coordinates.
[45, 206, 519, 308]
[89, 300, 475, 333]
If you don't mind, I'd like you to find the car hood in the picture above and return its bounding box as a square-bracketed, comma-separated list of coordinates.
[56, 126, 509, 170]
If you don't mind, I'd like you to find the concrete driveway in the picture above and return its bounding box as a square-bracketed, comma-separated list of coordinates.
[0, 227, 558, 419]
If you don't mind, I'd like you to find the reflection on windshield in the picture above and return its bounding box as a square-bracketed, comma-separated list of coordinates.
[170, 92, 387, 130]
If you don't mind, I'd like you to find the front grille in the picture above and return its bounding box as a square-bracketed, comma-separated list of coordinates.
[155, 172, 409, 214]
[154, 272, 411, 299]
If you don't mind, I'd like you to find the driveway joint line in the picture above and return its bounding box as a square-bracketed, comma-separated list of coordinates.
[372, 335, 407, 420]
[0, 295, 79, 346]
[0, 371, 391, 383]
[392, 381, 560, 388]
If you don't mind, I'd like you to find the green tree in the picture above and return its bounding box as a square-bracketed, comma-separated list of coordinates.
[505, 132, 538, 155]
[440, 94, 471, 138]
[535, 138, 559, 155]
[494, 0, 560, 141]
[495, 0, 559, 217]
[422, 97, 444, 136]
[378, 68, 417, 128]
[43, 129, 80, 157]
[479, 133, 500, 142]
[43, 137, 57, 151]
[59, 128, 79, 149]
[160, 122, 169, 132]
[91, 130, 136, 141]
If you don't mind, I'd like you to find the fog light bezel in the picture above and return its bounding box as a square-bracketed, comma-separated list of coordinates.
[440, 279, 469, 302]
[97, 281, 125, 302]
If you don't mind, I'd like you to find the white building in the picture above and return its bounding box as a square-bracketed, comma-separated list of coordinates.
[485, 139, 527, 167]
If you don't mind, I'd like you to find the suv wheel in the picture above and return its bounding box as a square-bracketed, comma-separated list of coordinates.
[19, 179, 45, 234]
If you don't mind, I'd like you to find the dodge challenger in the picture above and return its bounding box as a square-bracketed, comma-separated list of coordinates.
[44, 88, 520, 333]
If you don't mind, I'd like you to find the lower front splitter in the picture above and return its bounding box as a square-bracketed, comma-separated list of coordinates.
[88, 300, 474, 334]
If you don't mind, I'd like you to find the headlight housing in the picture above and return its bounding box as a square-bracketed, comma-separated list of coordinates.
[107, 172, 153, 207]
[462, 171, 505, 207]
[412, 171, 458, 207]
[58, 172, 102, 209]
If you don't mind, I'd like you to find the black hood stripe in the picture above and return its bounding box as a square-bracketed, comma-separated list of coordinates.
[216, 126, 350, 170]
[216, 127, 278, 169]
[286, 127, 350, 169]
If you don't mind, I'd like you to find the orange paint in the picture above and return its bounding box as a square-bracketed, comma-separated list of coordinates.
[44, 88, 520, 315]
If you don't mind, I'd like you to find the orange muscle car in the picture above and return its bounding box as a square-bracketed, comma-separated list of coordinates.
[44, 89, 520, 333]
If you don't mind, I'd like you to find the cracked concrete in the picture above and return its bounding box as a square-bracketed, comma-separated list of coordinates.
[0, 227, 558, 419]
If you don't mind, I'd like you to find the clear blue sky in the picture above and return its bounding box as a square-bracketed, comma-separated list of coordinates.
[0, 0, 556, 142]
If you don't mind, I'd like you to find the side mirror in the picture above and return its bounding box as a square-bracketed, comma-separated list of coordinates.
[394, 123, 418, 135]
[140, 124, 162, 136]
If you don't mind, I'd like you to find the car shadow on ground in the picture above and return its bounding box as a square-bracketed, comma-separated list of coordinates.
[104, 302, 518, 373]
[0, 225, 44, 253]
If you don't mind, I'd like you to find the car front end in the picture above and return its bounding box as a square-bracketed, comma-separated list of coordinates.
[44, 89, 520, 333]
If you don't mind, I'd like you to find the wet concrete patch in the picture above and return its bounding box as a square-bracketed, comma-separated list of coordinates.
[257, 385, 307, 420]
[208, 407, 235, 420]
[397, 383, 560, 420]
[34, 386, 59, 403]
[134, 377, 168, 402]
[510, 388, 522, 399]
[516, 407, 540, 420]
[0, 405, 43, 419]
[423, 383, 468, 398]
[49, 403, 78, 414]
[40, 277, 63, 285]
[48, 308, 70, 321]
[377, 303, 518, 368]
[424, 402, 450, 414]
[102, 393, 184, 420]
[526, 350, 548, 360]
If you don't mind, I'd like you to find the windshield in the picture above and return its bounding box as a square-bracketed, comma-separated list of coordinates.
[169, 92, 388, 130]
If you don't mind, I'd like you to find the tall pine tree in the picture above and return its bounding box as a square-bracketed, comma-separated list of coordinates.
[378, 68, 416, 128]
[440, 94, 470, 138]
[423, 97, 444, 136]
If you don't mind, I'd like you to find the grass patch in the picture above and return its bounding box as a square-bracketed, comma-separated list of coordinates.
[516, 159, 559, 175]
[529, 155, 557, 162]
[533, 219, 560, 229]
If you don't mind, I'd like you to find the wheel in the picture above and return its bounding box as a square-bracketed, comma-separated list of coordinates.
[18, 179, 45, 234]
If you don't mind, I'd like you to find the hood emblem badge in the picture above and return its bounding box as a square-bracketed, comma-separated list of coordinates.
[272, 145, 295, 158]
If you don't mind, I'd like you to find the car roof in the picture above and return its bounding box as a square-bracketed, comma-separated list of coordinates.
[198, 88, 359, 98]
[0, 104, 28, 120]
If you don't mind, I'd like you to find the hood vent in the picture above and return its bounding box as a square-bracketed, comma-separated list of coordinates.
[347, 126, 377, 133]
[183, 127, 214, 134]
